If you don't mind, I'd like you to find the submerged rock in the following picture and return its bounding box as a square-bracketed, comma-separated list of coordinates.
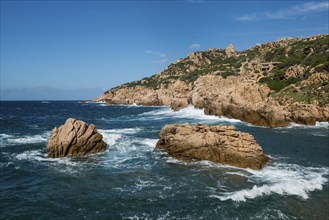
[156, 123, 269, 170]
[47, 118, 106, 158]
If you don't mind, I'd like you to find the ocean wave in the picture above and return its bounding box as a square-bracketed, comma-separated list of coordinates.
[124, 103, 157, 108]
[9, 135, 48, 144]
[109, 137, 158, 154]
[98, 130, 123, 146]
[210, 162, 328, 202]
[95, 128, 159, 169]
[140, 105, 242, 123]
[14, 149, 84, 174]
[0, 132, 49, 147]
[15, 149, 48, 161]
[253, 208, 290, 220]
[94, 101, 106, 104]
[141, 138, 158, 148]
[99, 103, 109, 107]
[287, 121, 329, 129]
[0, 161, 20, 170]
[98, 128, 142, 146]
[10, 128, 156, 172]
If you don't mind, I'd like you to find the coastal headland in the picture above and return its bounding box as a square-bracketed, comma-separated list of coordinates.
[94, 34, 329, 127]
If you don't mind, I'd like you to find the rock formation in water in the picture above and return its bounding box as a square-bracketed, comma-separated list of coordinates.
[47, 118, 106, 158]
[156, 123, 269, 170]
[94, 34, 329, 127]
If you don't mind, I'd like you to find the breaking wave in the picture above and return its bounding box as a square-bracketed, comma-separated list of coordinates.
[0, 132, 49, 147]
[210, 162, 328, 202]
[140, 105, 242, 123]
[98, 128, 142, 146]
[288, 121, 329, 129]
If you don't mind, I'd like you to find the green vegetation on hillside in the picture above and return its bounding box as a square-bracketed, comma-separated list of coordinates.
[112, 35, 329, 105]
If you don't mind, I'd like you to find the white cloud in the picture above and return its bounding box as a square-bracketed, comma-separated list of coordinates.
[236, 2, 329, 21]
[158, 53, 167, 58]
[158, 58, 168, 64]
[236, 14, 257, 21]
[145, 50, 168, 64]
[188, 43, 201, 50]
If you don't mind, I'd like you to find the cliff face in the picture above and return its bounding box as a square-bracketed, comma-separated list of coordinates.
[94, 34, 329, 127]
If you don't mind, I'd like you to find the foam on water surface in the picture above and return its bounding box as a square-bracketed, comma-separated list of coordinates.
[211, 162, 328, 202]
[0, 132, 50, 147]
[287, 121, 329, 129]
[140, 105, 242, 123]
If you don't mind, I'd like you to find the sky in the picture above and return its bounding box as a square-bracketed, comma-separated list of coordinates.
[1, 0, 328, 100]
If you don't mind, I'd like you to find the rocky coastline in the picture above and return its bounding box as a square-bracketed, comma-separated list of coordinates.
[94, 34, 329, 127]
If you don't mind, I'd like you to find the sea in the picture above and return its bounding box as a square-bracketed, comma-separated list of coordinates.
[0, 101, 328, 220]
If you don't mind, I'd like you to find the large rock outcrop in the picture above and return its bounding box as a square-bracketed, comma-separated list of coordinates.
[94, 80, 191, 111]
[225, 43, 236, 58]
[47, 118, 106, 158]
[190, 75, 292, 127]
[156, 123, 269, 170]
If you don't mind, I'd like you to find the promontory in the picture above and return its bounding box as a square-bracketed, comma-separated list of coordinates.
[94, 34, 329, 127]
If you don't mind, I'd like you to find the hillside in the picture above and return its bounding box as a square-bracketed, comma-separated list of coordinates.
[94, 34, 329, 127]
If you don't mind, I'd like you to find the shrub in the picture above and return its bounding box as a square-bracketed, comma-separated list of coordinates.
[221, 71, 235, 78]
[273, 70, 285, 80]
[234, 62, 242, 69]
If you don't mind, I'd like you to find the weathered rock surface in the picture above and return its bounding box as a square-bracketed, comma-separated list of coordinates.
[156, 123, 269, 170]
[94, 73, 329, 127]
[285, 103, 329, 125]
[225, 43, 236, 58]
[301, 72, 329, 87]
[190, 75, 293, 127]
[94, 80, 191, 111]
[284, 65, 305, 79]
[47, 118, 106, 158]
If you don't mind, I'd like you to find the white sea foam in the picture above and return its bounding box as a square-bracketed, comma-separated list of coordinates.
[253, 208, 291, 220]
[99, 128, 142, 146]
[97, 128, 158, 169]
[140, 105, 242, 123]
[0, 132, 49, 147]
[99, 103, 109, 107]
[0, 133, 13, 139]
[315, 121, 329, 127]
[111, 137, 157, 154]
[287, 121, 329, 129]
[8, 134, 48, 144]
[141, 138, 158, 148]
[211, 162, 328, 202]
[98, 130, 122, 146]
[14, 149, 82, 173]
[15, 150, 48, 161]
[116, 103, 161, 108]
[95, 101, 106, 104]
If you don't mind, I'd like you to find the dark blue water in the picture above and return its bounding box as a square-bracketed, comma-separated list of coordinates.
[1, 101, 328, 219]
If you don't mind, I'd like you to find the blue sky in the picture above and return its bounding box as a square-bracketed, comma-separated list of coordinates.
[1, 0, 328, 100]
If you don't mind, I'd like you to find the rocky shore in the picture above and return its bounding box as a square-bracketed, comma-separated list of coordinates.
[94, 34, 329, 127]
